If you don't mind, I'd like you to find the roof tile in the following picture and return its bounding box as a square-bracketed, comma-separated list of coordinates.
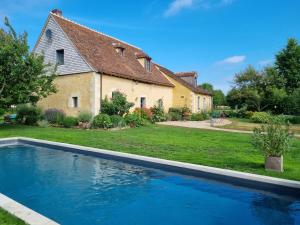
[51, 14, 174, 87]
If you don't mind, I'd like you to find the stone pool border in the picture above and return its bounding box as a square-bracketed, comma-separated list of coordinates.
[0, 193, 59, 225]
[1, 136, 300, 224]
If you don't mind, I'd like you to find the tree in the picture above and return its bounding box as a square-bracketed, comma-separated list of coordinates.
[213, 89, 226, 106]
[199, 83, 213, 93]
[0, 17, 57, 110]
[227, 66, 268, 111]
[275, 38, 300, 94]
[199, 83, 226, 106]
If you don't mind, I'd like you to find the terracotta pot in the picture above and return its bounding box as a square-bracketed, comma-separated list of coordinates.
[265, 155, 283, 172]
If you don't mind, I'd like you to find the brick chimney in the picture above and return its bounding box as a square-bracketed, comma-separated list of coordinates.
[51, 9, 62, 17]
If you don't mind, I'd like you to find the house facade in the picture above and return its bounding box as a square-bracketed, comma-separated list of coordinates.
[34, 10, 212, 116]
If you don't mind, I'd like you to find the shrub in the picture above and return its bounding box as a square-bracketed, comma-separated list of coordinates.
[124, 113, 148, 127]
[0, 108, 5, 116]
[101, 92, 134, 116]
[16, 104, 42, 125]
[78, 111, 93, 123]
[62, 116, 78, 128]
[168, 108, 182, 121]
[289, 116, 300, 124]
[252, 120, 293, 157]
[92, 114, 112, 129]
[244, 111, 254, 119]
[151, 105, 166, 122]
[134, 108, 153, 121]
[37, 120, 49, 128]
[110, 115, 126, 128]
[222, 109, 238, 118]
[168, 112, 182, 121]
[44, 108, 65, 124]
[251, 112, 272, 123]
[191, 112, 209, 121]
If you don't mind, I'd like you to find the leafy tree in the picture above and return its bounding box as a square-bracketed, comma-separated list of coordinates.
[213, 89, 226, 106]
[0, 17, 57, 110]
[275, 38, 300, 94]
[199, 83, 226, 106]
[227, 66, 268, 111]
[101, 91, 134, 116]
[199, 83, 213, 93]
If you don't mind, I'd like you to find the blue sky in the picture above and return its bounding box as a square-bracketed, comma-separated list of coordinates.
[1, 0, 300, 93]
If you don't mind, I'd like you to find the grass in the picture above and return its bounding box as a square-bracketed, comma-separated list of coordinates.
[220, 118, 300, 134]
[0, 208, 27, 225]
[0, 124, 300, 181]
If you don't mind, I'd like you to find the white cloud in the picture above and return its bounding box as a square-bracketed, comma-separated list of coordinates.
[218, 55, 246, 64]
[163, 0, 235, 17]
[164, 0, 195, 17]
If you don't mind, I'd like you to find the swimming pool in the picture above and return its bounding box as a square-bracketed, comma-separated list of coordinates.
[0, 141, 299, 225]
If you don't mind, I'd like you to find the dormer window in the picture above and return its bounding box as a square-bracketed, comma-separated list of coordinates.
[145, 59, 151, 72]
[136, 52, 152, 72]
[115, 47, 124, 56]
[112, 43, 125, 57]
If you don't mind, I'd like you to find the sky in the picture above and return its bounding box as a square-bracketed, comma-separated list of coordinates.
[1, 0, 300, 93]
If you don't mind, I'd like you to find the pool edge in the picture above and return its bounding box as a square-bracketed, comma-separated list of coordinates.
[0, 193, 59, 225]
[2, 137, 300, 193]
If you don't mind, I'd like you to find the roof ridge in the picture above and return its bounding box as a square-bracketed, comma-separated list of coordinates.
[50, 12, 142, 50]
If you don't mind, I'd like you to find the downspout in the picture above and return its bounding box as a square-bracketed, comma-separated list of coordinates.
[100, 73, 103, 113]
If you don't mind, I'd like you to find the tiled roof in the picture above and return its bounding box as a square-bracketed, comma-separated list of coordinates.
[51, 13, 174, 87]
[175, 72, 197, 77]
[155, 64, 212, 96]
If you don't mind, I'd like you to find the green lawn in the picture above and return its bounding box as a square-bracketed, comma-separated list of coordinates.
[0, 208, 27, 225]
[0, 124, 300, 181]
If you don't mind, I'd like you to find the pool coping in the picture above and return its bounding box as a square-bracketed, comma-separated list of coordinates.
[1, 136, 300, 224]
[0, 193, 59, 225]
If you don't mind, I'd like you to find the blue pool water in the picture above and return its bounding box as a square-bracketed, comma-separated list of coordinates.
[0, 144, 299, 225]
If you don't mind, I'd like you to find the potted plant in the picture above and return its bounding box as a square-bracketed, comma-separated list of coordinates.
[252, 118, 293, 172]
[182, 106, 191, 121]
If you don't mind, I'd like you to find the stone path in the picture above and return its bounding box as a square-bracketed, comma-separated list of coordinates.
[158, 120, 300, 137]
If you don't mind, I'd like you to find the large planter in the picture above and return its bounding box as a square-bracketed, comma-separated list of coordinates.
[265, 155, 283, 172]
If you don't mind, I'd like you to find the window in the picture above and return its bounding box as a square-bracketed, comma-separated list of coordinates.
[72, 97, 78, 108]
[197, 96, 200, 110]
[116, 47, 124, 56]
[158, 99, 163, 108]
[45, 29, 52, 40]
[144, 59, 151, 72]
[140, 97, 146, 108]
[203, 98, 206, 111]
[56, 49, 64, 65]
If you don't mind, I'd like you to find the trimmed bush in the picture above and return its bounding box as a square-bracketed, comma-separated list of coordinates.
[289, 116, 300, 124]
[168, 108, 182, 121]
[16, 105, 42, 125]
[151, 105, 166, 122]
[62, 116, 78, 128]
[251, 112, 272, 123]
[110, 115, 126, 128]
[124, 113, 148, 127]
[44, 108, 65, 124]
[92, 114, 112, 129]
[78, 111, 93, 123]
[191, 112, 209, 121]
